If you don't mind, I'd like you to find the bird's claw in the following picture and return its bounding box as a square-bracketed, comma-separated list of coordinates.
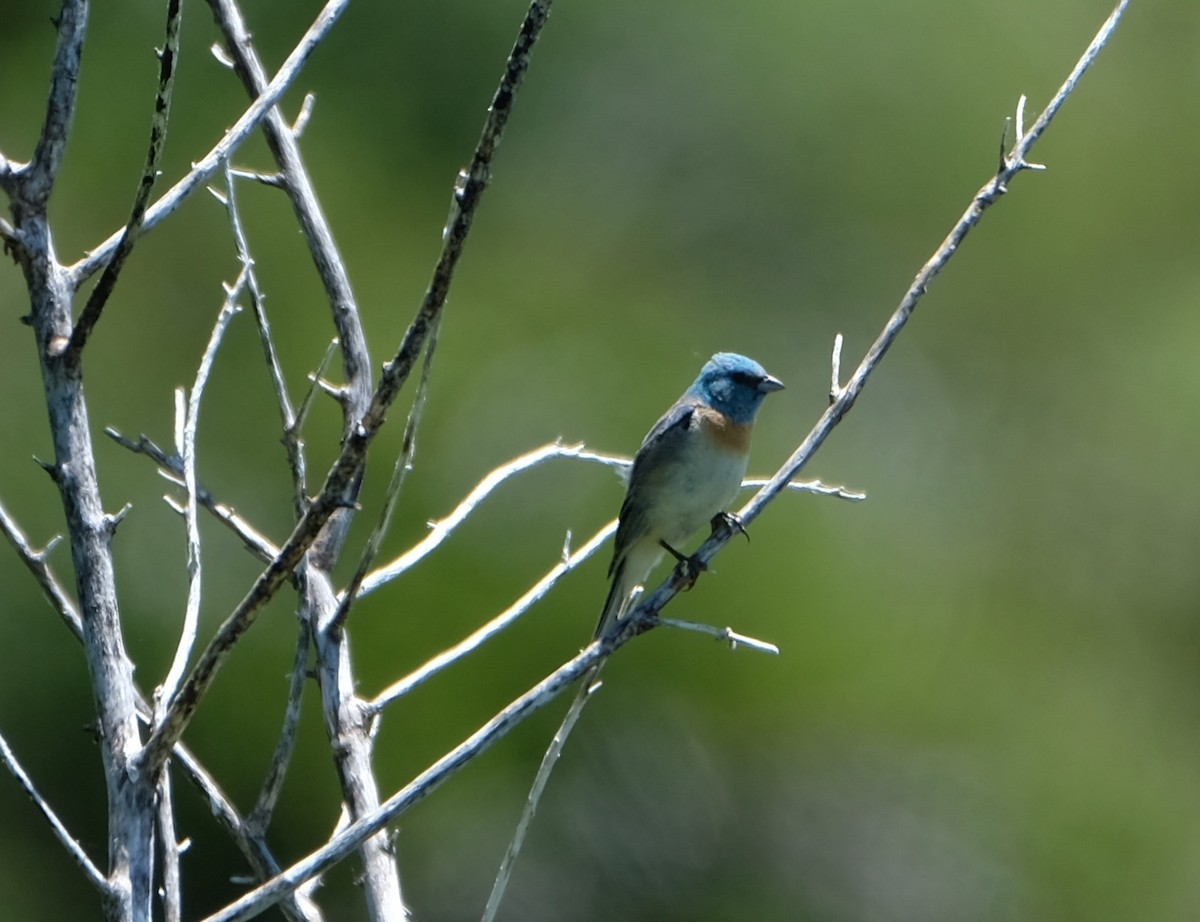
[711, 511, 749, 543]
[672, 554, 706, 591]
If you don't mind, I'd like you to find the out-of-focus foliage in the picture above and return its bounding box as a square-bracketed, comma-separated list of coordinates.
[1, 1, 1197, 919]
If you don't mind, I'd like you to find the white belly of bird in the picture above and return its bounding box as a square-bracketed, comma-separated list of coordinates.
[652, 432, 749, 548]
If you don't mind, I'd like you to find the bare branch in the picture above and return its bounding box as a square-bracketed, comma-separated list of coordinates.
[658, 618, 781, 654]
[363, 456, 841, 714]
[355, 0, 555, 468]
[742, 476, 866, 502]
[2, 485, 310, 920]
[65, 0, 184, 359]
[478, 5, 1132, 915]
[207, 0, 372, 530]
[356, 441, 624, 600]
[482, 678, 600, 922]
[1002, 0, 1130, 173]
[170, 743, 325, 922]
[0, 729, 109, 895]
[104, 427, 280, 562]
[207, 2, 403, 913]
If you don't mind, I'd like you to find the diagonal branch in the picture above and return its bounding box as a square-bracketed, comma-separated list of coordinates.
[104, 426, 280, 562]
[0, 496, 315, 920]
[355, 441, 625, 600]
[0, 498, 82, 639]
[202, 642, 605, 922]
[0, 729, 110, 895]
[479, 2, 1135, 915]
[632, 0, 1133, 613]
[65, 0, 183, 361]
[207, 0, 372, 522]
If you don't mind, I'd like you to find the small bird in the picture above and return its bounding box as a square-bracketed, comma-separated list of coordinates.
[596, 352, 784, 640]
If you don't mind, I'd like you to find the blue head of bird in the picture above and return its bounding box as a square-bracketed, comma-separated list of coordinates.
[688, 352, 784, 424]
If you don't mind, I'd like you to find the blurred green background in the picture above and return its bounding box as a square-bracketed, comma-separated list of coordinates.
[2, 0, 1198, 919]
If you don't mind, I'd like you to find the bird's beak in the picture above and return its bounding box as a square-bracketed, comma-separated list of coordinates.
[758, 374, 785, 394]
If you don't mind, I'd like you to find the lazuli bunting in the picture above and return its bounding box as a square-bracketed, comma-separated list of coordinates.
[596, 352, 784, 639]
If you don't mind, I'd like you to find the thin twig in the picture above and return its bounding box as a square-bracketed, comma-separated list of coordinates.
[0, 729, 109, 894]
[742, 476, 865, 501]
[329, 317, 442, 635]
[250, 618, 312, 832]
[65, 0, 183, 359]
[658, 618, 781, 654]
[481, 678, 600, 922]
[354, 441, 626, 600]
[295, 339, 340, 439]
[219, 161, 308, 517]
[105, 427, 280, 562]
[0, 498, 81, 639]
[157, 289, 243, 716]
[171, 741, 324, 922]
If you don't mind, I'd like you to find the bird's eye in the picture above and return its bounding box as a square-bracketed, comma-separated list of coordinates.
[731, 371, 757, 387]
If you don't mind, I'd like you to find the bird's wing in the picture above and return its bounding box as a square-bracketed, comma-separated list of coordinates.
[609, 398, 696, 575]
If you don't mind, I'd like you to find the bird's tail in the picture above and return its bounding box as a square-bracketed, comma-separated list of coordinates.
[594, 557, 634, 640]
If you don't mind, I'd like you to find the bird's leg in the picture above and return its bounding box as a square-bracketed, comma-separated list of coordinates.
[711, 511, 749, 543]
[660, 539, 706, 591]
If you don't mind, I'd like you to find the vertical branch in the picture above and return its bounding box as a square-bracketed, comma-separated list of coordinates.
[156, 769, 183, 922]
[157, 293, 242, 715]
[22, 0, 88, 209]
[10, 6, 159, 913]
